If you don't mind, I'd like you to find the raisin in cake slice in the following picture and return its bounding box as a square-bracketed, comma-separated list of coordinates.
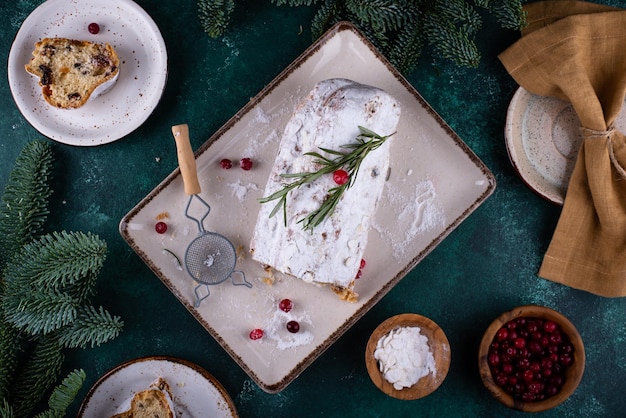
[25, 37, 119, 109]
[250, 78, 401, 300]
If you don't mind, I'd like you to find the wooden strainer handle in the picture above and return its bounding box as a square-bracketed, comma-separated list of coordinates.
[172, 124, 201, 195]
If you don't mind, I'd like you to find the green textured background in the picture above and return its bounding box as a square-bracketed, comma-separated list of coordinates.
[1, 1, 625, 417]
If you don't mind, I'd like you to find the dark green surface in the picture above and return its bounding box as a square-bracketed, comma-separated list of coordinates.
[1, 1, 625, 417]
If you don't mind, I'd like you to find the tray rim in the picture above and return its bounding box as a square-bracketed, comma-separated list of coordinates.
[119, 21, 496, 393]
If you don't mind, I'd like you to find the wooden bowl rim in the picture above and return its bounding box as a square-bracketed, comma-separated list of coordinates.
[365, 313, 451, 400]
[478, 305, 585, 412]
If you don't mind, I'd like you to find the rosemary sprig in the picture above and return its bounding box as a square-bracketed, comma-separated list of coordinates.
[259, 126, 394, 231]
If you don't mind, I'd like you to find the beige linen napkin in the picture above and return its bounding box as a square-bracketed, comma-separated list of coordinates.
[499, 1, 626, 297]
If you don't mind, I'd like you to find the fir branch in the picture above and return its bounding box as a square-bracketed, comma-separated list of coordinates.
[4, 231, 107, 293]
[0, 399, 13, 418]
[2, 289, 78, 336]
[389, 19, 424, 74]
[0, 141, 53, 270]
[198, 0, 236, 38]
[273, 0, 319, 5]
[0, 317, 21, 402]
[199, 0, 526, 72]
[8, 335, 64, 418]
[424, 18, 481, 68]
[486, 0, 527, 31]
[345, 0, 414, 32]
[310, 0, 345, 39]
[259, 126, 393, 231]
[57, 305, 124, 349]
[33, 369, 86, 418]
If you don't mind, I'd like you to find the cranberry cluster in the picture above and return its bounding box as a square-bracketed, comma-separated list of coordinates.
[249, 299, 299, 340]
[219, 158, 253, 171]
[488, 316, 574, 402]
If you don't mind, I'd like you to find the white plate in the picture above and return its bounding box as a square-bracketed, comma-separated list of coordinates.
[504, 87, 626, 205]
[119, 22, 495, 393]
[7, 0, 168, 146]
[77, 356, 238, 417]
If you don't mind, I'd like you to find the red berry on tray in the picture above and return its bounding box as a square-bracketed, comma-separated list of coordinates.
[240, 158, 253, 171]
[155, 221, 167, 234]
[286, 320, 300, 333]
[249, 328, 264, 340]
[332, 169, 349, 185]
[220, 158, 233, 169]
[279, 298, 293, 313]
[360, 258, 366, 269]
[88, 22, 100, 34]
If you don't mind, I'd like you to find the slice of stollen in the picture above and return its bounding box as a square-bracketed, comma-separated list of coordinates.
[25, 37, 119, 109]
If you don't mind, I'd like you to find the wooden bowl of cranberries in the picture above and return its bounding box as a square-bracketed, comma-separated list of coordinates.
[478, 305, 585, 412]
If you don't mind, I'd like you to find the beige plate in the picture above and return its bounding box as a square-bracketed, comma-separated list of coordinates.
[504, 87, 626, 205]
[365, 313, 451, 400]
[119, 22, 495, 393]
[77, 356, 238, 417]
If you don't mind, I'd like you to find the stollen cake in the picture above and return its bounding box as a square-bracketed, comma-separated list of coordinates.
[110, 377, 175, 418]
[25, 37, 119, 109]
[250, 78, 401, 300]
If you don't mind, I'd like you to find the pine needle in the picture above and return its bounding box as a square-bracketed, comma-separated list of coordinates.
[0, 140, 53, 269]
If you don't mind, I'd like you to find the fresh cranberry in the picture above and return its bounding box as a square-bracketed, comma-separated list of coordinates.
[88, 22, 100, 34]
[355, 269, 362, 279]
[543, 320, 558, 333]
[249, 328, 263, 340]
[219, 158, 233, 169]
[332, 169, 349, 185]
[155, 221, 167, 234]
[502, 363, 513, 374]
[488, 353, 500, 366]
[279, 298, 293, 313]
[496, 328, 508, 341]
[286, 320, 300, 333]
[360, 258, 367, 269]
[488, 316, 575, 402]
[240, 158, 253, 171]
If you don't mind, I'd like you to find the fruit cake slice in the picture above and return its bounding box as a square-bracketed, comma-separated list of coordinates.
[111, 377, 174, 418]
[250, 78, 401, 300]
[25, 37, 119, 109]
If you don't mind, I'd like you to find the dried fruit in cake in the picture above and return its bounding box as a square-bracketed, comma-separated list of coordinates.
[25, 37, 120, 109]
[110, 377, 175, 418]
[250, 78, 401, 300]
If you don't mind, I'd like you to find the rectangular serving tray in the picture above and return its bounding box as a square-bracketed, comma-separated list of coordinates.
[120, 22, 495, 393]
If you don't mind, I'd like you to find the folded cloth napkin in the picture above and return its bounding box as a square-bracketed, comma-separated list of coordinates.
[499, 1, 626, 297]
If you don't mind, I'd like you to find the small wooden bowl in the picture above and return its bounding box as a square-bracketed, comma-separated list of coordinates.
[478, 305, 585, 412]
[365, 313, 451, 400]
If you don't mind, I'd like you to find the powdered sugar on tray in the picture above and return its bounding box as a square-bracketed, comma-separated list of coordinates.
[263, 308, 314, 350]
[374, 179, 445, 258]
[228, 179, 260, 202]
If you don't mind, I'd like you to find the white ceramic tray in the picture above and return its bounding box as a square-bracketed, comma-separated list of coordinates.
[120, 22, 495, 393]
[7, 0, 168, 146]
[78, 356, 238, 417]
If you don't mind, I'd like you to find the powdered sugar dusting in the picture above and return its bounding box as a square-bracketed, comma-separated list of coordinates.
[228, 180, 260, 202]
[374, 179, 445, 258]
[255, 296, 314, 350]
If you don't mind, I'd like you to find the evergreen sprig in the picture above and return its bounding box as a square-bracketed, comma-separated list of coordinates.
[0, 142, 123, 417]
[197, 0, 526, 72]
[198, 0, 235, 37]
[0, 140, 53, 269]
[259, 126, 393, 230]
[58, 305, 124, 349]
[7, 335, 64, 418]
[34, 369, 86, 418]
